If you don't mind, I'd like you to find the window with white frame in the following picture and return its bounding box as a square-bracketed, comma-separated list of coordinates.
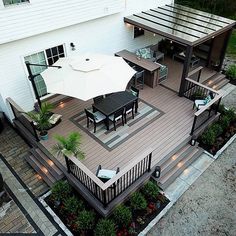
[3, 0, 29, 6]
[24, 45, 65, 98]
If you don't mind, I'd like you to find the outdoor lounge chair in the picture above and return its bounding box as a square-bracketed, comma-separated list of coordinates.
[124, 101, 135, 123]
[84, 109, 106, 133]
[108, 108, 124, 131]
[96, 165, 120, 183]
[193, 92, 214, 111]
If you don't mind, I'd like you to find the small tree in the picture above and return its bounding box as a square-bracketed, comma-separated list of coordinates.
[51, 180, 71, 202]
[113, 204, 132, 227]
[130, 192, 147, 211]
[52, 132, 85, 159]
[226, 64, 236, 80]
[141, 181, 160, 200]
[77, 210, 95, 231]
[94, 219, 116, 236]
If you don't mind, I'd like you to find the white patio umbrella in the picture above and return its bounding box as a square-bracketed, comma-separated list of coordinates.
[41, 53, 136, 101]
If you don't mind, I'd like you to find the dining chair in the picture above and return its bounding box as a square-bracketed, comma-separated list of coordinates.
[84, 109, 106, 133]
[130, 86, 139, 113]
[93, 95, 104, 104]
[134, 70, 145, 89]
[105, 93, 113, 98]
[108, 108, 124, 131]
[124, 101, 135, 123]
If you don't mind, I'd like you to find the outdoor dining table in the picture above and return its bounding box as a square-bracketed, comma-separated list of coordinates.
[92, 91, 138, 130]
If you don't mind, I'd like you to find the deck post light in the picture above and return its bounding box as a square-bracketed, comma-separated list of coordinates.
[190, 138, 196, 146]
[25, 61, 61, 108]
[153, 166, 161, 178]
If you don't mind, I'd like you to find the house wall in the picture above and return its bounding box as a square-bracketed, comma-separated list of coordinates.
[0, 0, 173, 120]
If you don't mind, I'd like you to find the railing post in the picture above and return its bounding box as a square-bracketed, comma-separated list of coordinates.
[215, 97, 222, 115]
[103, 190, 107, 207]
[64, 155, 71, 173]
[190, 115, 197, 135]
[147, 153, 152, 172]
[197, 69, 202, 82]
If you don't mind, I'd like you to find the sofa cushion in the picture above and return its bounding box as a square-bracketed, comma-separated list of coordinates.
[136, 47, 152, 59]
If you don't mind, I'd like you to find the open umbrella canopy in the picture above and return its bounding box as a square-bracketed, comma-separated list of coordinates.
[41, 53, 136, 101]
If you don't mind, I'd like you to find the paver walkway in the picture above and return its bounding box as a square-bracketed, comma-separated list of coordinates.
[0, 121, 65, 235]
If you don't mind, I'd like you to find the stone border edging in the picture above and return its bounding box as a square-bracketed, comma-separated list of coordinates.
[39, 191, 73, 236]
[203, 133, 236, 160]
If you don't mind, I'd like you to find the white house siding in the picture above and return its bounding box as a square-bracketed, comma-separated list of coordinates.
[0, 0, 173, 120]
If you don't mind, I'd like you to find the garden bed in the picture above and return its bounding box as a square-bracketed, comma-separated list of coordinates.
[44, 180, 169, 236]
[198, 105, 236, 155]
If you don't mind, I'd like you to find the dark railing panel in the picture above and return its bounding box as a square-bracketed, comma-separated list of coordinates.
[65, 151, 152, 207]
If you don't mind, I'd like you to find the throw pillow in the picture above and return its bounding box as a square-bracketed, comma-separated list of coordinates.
[204, 95, 212, 105]
[139, 48, 152, 59]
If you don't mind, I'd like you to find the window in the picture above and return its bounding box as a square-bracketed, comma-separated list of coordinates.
[24, 45, 65, 98]
[3, 0, 29, 6]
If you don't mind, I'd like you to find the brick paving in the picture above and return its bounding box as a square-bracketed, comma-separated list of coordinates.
[0, 121, 65, 235]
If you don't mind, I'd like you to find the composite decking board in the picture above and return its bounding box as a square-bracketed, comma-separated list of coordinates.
[42, 84, 194, 174]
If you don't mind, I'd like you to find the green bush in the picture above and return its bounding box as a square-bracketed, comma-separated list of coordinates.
[226, 64, 236, 80]
[141, 181, 160, 200]
[130, 192, 147, 211]
[51, 180, 71, 202]
[211, 123, 224, 137]
[94, 219, 116, 236]
[200, 127, 217, 146]
[64, 196, 84, 214]
[113, 204, 132, 227]
[77, 210, 95, 231]
[220, 115, 231, 130]
[225, 108, 236, 122]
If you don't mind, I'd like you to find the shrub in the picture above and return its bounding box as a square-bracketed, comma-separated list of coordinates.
[51, 180, 71, 202]
[130, 192, 147, 211]
[64, 196, 84, 214]
[113, 204, 132, 227]
[200, 127, 217, 146]
[225, 108, 236, 122]
[94, 219, 116, 236]
[226, 64, 236, 80]
[77, 210, 95, 231]
[211, 123, 224, 137]
[141, 181, 160, 200]
[220, 115, 231, 130]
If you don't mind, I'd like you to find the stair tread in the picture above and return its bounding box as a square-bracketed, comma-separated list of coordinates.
[25, 155, 56, 186]
[159, 148, 200, 184]
[213, 78, 229, 90]
[161, 144, 194, 175]
[31, 148, 63, 176]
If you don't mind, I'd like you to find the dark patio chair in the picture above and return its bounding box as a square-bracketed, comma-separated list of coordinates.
[96, 165, 120, 183]
[105, 93, 113, 98]
[93, 95, 104, 104]
[108, 108, 124, 131]
[84, 109, 106, 133]
[124, 101, 135, 123]
[130, 86, 139, 113]
[134, 69, 145, 89]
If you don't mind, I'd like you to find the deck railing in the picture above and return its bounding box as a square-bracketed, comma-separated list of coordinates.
[6, 97, 39, 141]
[183, 78, 222, 135]
[65, 148, 153, 207]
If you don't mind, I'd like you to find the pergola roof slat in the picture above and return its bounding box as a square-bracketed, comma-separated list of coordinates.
[124, 4, 236, 46]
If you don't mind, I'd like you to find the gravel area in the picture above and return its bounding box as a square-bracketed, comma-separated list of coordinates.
[148, 89, 236, 236]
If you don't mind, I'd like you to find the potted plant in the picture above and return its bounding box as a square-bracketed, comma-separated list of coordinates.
[52, 132, 85, 160]
[225, 64, 236, 85]
[26, 102, 54, 140]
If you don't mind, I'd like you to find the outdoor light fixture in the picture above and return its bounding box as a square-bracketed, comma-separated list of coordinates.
[190, 138, 196, 146]
[153, 166, 161, 178]
[70, 42, 76, 51]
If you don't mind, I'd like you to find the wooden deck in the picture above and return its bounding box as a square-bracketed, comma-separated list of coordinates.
[41, 84, 195, 175]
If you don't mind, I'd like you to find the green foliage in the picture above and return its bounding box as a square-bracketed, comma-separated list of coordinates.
[141, 181, 160, 200]
[211, 123, 224, 137]
[26, 102, 54, 133]
[227, 30, 236, 55]
[226, 64, 236, 80]
[77, 210, 95, 231]
[200, 127, 217, 146]
[64, 196, 84, 215]
[94, 219, 116, 236]
[51, 180, 71, 202]
[113, 204, 132, 227]
[130, 192, 147, 211]
[220, 115, 231, 130]
[52, 132, 85, 159]
[225, 108, 236, 122]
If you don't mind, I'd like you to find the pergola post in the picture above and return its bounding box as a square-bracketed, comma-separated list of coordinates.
[179, 45, 193, 96]
[218, 29, 233, 71]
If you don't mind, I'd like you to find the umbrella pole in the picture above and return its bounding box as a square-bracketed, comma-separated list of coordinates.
[25, 61, 62, 109]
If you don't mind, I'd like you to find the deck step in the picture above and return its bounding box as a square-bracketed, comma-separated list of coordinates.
[42, 94, 72, 107]
[157, 145, 204, 190]
[29, 148, 64, 181]
[202, 73, 229, 90]
[25, 154, 56, 187]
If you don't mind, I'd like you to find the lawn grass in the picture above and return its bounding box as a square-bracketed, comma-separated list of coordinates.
[227, 30, 236, 55]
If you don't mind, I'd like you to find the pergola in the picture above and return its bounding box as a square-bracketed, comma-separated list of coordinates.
[124, 4, 236, 95]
